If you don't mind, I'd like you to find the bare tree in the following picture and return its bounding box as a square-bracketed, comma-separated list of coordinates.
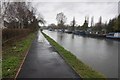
[3, 2, 29, 28]
[91, 16, 94, 27]
[2, 1, 45, 30]
[81, 16, 88, 31]
[56, 12, 67, 31]
[37, 13, 46, 25]
[70, 17, 76, 32]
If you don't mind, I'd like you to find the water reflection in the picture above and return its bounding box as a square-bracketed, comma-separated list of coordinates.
[71, 34, 74, 39]
[38, 30, 45, 42]
[43, 30, 118, 78]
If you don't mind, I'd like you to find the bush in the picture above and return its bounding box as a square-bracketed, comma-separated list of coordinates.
[2, 29, 31, 44]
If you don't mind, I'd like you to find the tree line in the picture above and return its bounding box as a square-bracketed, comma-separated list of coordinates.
[48, 12, 120, 34]
[2, 2, 46, 42]
[2, 2, 45, 31]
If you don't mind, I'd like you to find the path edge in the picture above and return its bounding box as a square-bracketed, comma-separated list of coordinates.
[14, 39, 34, 79]
[42, 32, 81, 78]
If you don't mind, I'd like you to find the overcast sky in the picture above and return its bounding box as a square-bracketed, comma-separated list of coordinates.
[2, 0, 119, 26]
[31, 1, 118, 26]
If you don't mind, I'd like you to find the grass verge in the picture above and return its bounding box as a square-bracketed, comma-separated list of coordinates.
[42, 32, 106, 78]
[2, 33, 35, 78]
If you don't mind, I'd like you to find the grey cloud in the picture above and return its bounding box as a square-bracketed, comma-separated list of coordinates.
[32, 2, 118, 26]
[28, 0, 119, 2]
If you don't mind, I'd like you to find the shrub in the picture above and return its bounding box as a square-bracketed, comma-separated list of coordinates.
[2, 29, 31, 44]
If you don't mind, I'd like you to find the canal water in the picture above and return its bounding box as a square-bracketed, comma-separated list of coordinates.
[43, 30, 118, 78]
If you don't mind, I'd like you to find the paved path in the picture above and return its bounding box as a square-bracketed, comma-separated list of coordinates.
[17, 30, 80, 78]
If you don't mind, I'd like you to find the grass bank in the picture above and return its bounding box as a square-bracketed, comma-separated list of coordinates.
[42, 32, 106, 78]
[2, 33, 35, 78]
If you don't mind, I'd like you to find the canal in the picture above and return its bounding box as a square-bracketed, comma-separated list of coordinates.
[43, 30, 118, 78]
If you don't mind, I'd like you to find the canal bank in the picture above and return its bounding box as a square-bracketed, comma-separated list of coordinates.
[43, 30, 118, 78]
[42, 32, 105, 78]
[17, 31, 80, 78]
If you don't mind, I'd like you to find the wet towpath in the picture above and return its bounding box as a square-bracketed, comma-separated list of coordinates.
[17, 30, 80, 79]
